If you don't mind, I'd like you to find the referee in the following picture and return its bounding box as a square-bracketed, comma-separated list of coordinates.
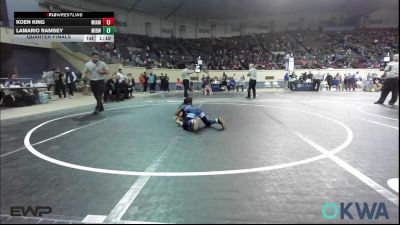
[375, 54, 399, 105]
[82, 52, 109, 114]
[182, 64, 194, 97]
[246, 63, 257, 99]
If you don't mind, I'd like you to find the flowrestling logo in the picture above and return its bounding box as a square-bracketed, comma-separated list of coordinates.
[321, 202, 389, 220]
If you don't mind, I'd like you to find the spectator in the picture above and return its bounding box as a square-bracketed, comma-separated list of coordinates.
[5, 74, 22, 87]
[139, 73, 145, 92]
[333, 73, 341, 91]
[65, 67, 76, 98]
[117, 68, 125, 81]
[364, 77, 374, 92]
[132, 76, 136, 93]
[54, 68, 67, 99]
[2, 74, 34, 106]
[201, 74, 206, 92]
[337, 73, 343, 91]
[367, 73, 372, 81]
[227, 78, 236, 92]
[325, 73, 333, 91]
[128, 73, 135, 96]
[221, 72, 228, 91]
[204, 75, 213, 95]
[344, 74, 349, 91]
[349, 73, 355, 91]
[313, 70, 322, 91]
[372, 79, 383, 91]
[152, 73, 157, 92]
[164, 74, 170, 91]
[86, 29, 399, 70]
[143, 72, 148, 92]
[353, 71, 360, 90]
[148, 73, 155, 93]
[237, 75, 245, 92]
[284, 72, 289, 91]
[120, 78, 130, 99]
[105, 73, 120, 102]
[159, 73, 165, 91]
[307, 71, 313, 82]
[42, 69, 55, 94]
[176, 78, 183, 90]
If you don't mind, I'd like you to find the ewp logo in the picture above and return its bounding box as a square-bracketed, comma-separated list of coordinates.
[10, 206, 52, 217]
[322, 202, 389, 220]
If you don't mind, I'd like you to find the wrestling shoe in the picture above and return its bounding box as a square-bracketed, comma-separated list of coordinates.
[216, 117, 225, 129]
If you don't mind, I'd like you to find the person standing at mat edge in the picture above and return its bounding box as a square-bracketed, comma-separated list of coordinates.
[82, 52, 109, 114]
[375, 54, 399, 105]
[65, 67, 76, 98]
[246, 63, 257, 99]
[54, 68, 67, 99]
[182, 64, 194, 97]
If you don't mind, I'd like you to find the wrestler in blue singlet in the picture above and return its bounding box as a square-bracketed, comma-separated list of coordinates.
[177, 97, 225, 131]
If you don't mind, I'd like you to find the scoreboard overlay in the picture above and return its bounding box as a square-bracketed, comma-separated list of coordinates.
[14, 12, 114, 42]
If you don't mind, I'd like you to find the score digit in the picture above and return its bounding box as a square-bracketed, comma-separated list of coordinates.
[102, 18, 114, 26]
[103, 26, 114, 34]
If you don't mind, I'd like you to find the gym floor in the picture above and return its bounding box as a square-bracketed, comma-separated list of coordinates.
[1, 90, 399, 224]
